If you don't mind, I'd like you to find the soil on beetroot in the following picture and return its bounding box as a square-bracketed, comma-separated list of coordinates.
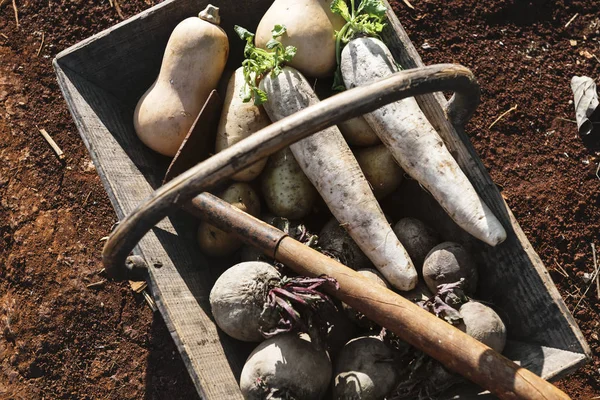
[0, 0, 598, 399]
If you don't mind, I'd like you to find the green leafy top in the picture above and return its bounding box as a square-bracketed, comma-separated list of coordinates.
[330, 0, 388, 90]
[234, 25, 297, 105]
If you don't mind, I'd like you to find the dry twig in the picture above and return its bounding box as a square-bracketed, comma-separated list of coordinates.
[86, 280, 107, 289]
[402, 0, 415, 9]
[574, 244, 599, 311]
[113, 0, 125, 19]
[593, 243, 599, 299]
[82, 191, 92, 207]
[142, 290, 158, 312]
[129, 280, 147, 294]
[38, 128, 65, 160]
[36, 32, 45, 56]
[553, 260, 569, 279]
[565, 13, 579, 28]
[557, 117, 577, 124]
[489, 105, 518, 129]
[11, 0, 19, 28]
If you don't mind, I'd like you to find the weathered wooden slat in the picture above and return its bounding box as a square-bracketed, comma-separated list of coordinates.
[53, 61, 246, 399]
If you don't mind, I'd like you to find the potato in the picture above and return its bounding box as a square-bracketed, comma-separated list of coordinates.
[333, 336, 400, 400]
[458, 301, 507, 353]
[261, 148, 317, 219]
[393, 217, 441, 271]
[197, 182, 260, 257]
[209, 261, 280, 342]
[422, 242, 478, 294]
[338, 116, 381, 147]
[354, 144, 404, 199]
[319, 217, 372, 270]
[215, 67, 270, 181]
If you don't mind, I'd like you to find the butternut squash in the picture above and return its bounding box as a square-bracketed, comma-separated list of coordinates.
[133, 5, 228, 157]
[255, 0, 345, 78]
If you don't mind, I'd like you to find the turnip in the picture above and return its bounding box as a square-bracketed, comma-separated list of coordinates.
[333, 0, 507, 247]
[236, 25, 418, 291]
[240, 333, 332, 400]
[197, 182, 261, 257]
[422, 242, 478, 295]
[393, 218, 441, 271]
[133, 5, 228, 156]
[210, 261, 340, 343]
[318, 217, 372, 271]
[333, 336, 400, 400]
[391, 353, 463, 400]
[215, 67, 271, 181]
[354, 144, 404, 199]
[338, 116, 380, 147]
[457, 301, 507, 353]
[210, 261, 281, 342]
[261, 147, 318, 219]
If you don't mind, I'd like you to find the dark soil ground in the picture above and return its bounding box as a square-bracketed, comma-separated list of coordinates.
[0, 0, 598, 399]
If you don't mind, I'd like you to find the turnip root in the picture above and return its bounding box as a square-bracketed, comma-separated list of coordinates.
[354, 144, 404, 199]
[318, 217, 372, 271]
[260, 147, 318, 219]
[338, 116, 380, 147]
[393, 218, 441, 270]
[458, 301, 507, 353]
[333, 336, 400, 400]
[260, 66, 417, 291]
[210, 261, 281, 342]
[215, 67, 270, 181]
[422, 242, 478, 295]
[335, 6, 506, 246]
[197, 182, 261, 257]
[210, 261, 339, 343]
[240, 333, 332, 399]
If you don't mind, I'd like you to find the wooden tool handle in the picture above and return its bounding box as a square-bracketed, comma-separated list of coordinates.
[196, 193, 570, 400]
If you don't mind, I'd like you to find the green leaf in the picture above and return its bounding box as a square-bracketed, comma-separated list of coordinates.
[265, 38, 280, 50]
[252, 88, 269, 105]
[330, 0, 351, 21]
[271, 24, 287, 38]
[236, 25, 296, 104]
[357, 0, 387, 18]
[332, 68, 346, 92]
[234, 25, 254, 42]
[283, 46, 297, 62]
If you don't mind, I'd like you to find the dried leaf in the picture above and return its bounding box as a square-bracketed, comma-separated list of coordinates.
[571, 76, 600, 147]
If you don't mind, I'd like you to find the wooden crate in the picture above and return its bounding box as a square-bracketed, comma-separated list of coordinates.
[53, 0, 591, 398]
